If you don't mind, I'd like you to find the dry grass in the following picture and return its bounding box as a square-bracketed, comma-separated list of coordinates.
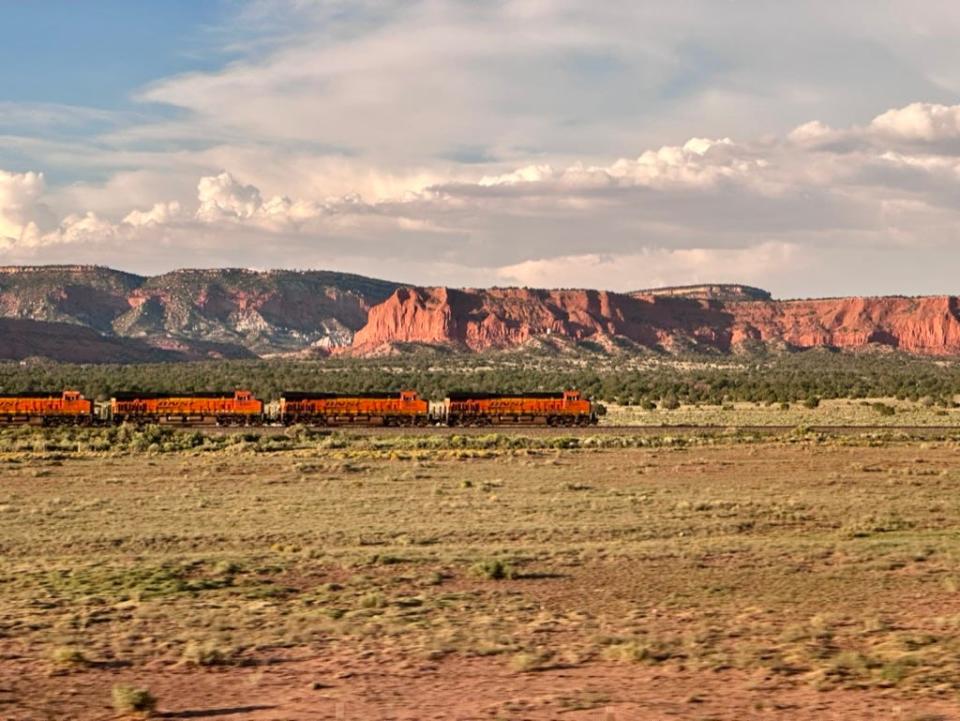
[111, 684, 156, 715]
[606, 397, 960, 426]
[4, 428, 960, 714]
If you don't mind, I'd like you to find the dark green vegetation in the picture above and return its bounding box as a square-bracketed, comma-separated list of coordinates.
[3, 351, 960, 405]
[0, 424, 744, 457]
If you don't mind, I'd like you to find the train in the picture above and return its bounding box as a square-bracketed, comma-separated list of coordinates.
[279, 390, 430, 426]
[0, 389, 599, 427]
[111, 390, 264, 426]
[0, 390, 95, 426]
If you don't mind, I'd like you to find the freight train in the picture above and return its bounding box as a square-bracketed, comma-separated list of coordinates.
[0, 389, 599, 427]
[0, 390, 94, 426]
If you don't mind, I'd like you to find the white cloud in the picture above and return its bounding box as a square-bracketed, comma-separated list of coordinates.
[496, 242, 802, 290]
[7, 97, 960, 297]
[479, 164, 555, 187]
[0, 170, 46, 246]
[194, 171, 333, 229]
[473, 138, 749, 192]
[55, 212, 119, 245]
[124, 2, 960, 169]
[123, 201, 182, 227]
[787, 120, 838, 146]
[196, 172, 264, 221]
[870, 102, 960, 143]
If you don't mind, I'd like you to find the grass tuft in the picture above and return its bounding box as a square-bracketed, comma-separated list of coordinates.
[111, 685, 157, 716]
[50, 645, 88, 667]
[470, 559, 516, 581]
[180, 640, 234, 666]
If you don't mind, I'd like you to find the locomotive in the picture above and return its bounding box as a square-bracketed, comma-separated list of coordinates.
[0, 388, 599, 427]
[0, 390, 94, 425]
[441, 390, 595, 426]
[279, 390, 430, 426]
[111, 390, 264, 425]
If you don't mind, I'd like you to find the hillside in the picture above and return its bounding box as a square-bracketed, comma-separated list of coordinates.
[3, 266, 960, 361]
[0, 265, 399, 361]
[0, 318, 250, 363]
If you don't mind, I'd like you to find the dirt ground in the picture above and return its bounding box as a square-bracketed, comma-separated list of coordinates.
[7, 650, 960, 721]
[3, 433, 960, 720]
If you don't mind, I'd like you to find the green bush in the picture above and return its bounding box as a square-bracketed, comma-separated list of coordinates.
[471, 559, 516, 580]
[112, 685, 156, 715]
[181, 640, 233, 666]
[872, 402, 896, 417]
[660, 394, 681, 410]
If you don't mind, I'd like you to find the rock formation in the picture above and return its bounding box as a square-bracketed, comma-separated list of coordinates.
[0, 265, 399, 359]
[4, 265, 960, 360]
[350, 287, 960, 356]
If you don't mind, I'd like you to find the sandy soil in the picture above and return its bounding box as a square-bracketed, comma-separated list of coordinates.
[6, 442, 960, 720]
[4, 648, 958, 721]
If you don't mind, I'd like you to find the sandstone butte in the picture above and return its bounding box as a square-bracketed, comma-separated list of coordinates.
[349, 286, 960, 356]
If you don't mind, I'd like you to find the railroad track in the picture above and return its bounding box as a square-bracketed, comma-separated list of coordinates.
[195, 423, 960, 437]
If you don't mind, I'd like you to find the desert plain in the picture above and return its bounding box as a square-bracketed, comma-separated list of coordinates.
[2, 427, 960, 720]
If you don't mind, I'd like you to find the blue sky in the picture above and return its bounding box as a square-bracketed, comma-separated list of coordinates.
[2, 1, 960, 296]
[0, 1, 229, 108]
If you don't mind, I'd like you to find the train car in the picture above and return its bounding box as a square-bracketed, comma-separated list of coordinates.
[0, 390, 94, 425]
[442, 390, 597, 426]
[110, 390, 264, 425]
[279, 390, 429, 426]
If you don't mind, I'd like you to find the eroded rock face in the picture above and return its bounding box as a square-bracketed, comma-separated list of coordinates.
[5, 266, 960, 360]
[351, 287, 960, 356]
[728, 296, 960, 354]
[0, 266, 399, 358]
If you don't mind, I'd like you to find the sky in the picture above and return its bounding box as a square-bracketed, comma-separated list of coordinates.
[3, 1, 960, 297]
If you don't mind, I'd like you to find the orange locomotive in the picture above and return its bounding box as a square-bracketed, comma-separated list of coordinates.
[110, 390, 263, 425]
[443, 390, 596, 426]
[279, 390, 429, 426]
[0, 390, 94, 425]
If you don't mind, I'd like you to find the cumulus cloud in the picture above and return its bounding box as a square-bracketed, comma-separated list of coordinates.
[123, 1, 960, 172]
[787, 120, 838, 146]
[196, 172, 264, 221]
[123, 201, 182, 227]
[0, 170, 46, 247]
[193, 171, 331, 229]
[870, 102, 960, 143]
[54, 212, 119, 245]
[7, 97, 960, 297]
[787, 102, 960, 156]
[472, 138, 751, 193]
[496, 242, 802, 290]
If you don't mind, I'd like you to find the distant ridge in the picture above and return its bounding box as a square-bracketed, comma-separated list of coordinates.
[2, 265, 960, 361]
[0, 265, 400, 361]
[630, 283, 772, 302]
[350, 287, 960, 357]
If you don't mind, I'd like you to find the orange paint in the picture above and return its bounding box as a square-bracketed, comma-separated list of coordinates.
[280, 390, 429, 426]
[445, 389, 595, 425]
[111, 390, 263, 423]
[0, 390, 93, 422]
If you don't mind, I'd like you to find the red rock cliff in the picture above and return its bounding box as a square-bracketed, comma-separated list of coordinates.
[350, 287, 960, 356]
